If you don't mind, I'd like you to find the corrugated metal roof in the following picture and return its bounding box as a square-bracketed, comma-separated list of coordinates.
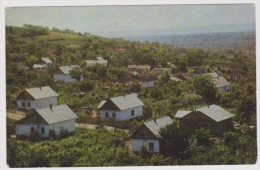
[25, 86, 58, 99]
[144, 116, 173, 137]
[96, 57, 105, 60]
[59, 65, 81, 74]
[41, 57, 52, 64]
[175, 105, 234, 122]
[98, 93, 144, 110]
[36, 104, 78, 124]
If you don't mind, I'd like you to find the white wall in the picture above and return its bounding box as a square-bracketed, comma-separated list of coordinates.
[16, 124, 50, 137]
[16, 119, 76, 137]
[131, 139, 160, 153]
[142, 81, 154, 87]
[17, 96, 58, 109]
[100, 106, 143, 121]
[50, 119, 76, 135]
[53, 74, 77, 83]
[218, 85, 231, 91]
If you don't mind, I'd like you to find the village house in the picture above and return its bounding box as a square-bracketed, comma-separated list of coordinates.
[150, 67, 172, 78]
[17, 86, 58, 110]
[131, 116, 173, 153]
[206, 72, 231, 91]
[98, 93, 144, 121]
[175, 104, 234, 133]
[191, 66, 206, 75]
[85, 57, 108, 68]
[127, 65, 151, 73]
[53, 65, 82, 83]
[15, 104, 78, 137]
[33, 57, 53, 70]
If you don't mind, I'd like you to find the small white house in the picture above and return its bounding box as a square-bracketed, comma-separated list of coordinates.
[206, 72, 231, 91]
[15, 104, 78, 137]
[53, 65, 82, 83]
[131, 116, 173, 153]
[85, 57, 108, 68]
[33, 57, 53, 70]
[17, 86, 58, 110]
[98, 93, 144, 121]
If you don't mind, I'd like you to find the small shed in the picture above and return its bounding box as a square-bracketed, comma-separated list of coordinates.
[53, 65, 82, 83]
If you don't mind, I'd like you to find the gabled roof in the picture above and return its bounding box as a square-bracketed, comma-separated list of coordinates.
[35, 104, 78, 124]
[41, 57, 52, 64]
[205, 72, 230, 88]
[85, 57, 108, 67]
[59, 65, 81, 75]
[175, 105, 234, 122]
[16, 104, 77, 125]
[24, 86, 58, 99]
[98, 93, 144, 111]
[33, 64, 46, 69]
[144, 116, 173, 137]
[127, 65, 151, 71]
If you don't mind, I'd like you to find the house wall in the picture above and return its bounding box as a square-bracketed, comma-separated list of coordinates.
[142, 81, 154, 87]
[17, 96, 58, 109]
[131, 139, 160, 153]
[50, 119, 76, 135]
[16, 124, 50, 137]
[218, 85, 231, 91]
[53, 74, 77, 83]
[99, 106, 143, 121]
[16, 119, 76, 137]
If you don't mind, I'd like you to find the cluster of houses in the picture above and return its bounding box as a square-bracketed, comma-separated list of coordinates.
[15, 86, 235, 153]
[14, 55, 234, 154]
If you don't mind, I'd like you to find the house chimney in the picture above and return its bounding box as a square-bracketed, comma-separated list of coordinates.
[50, 104, 53, 111]
[154, 118, 157, 125]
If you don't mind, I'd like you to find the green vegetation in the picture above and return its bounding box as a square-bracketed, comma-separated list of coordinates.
[6, 25, 256, 166]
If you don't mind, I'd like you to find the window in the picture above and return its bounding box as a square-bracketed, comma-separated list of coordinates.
[27, 102, 31, 107]
[112, 113, 116, 118]
[31, 127, 35, 132]
[149, 142, 154, 151]
[105, 112, 109, 118]
[41, 127, 45, 134]
[131, 110, 134, 116]
[22, 102, 26, 107]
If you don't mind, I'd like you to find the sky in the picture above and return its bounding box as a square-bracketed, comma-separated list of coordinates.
[5, 4, 255, 37]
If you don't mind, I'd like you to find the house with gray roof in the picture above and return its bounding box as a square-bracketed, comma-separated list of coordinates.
[33, 57, 53, 70]
[131, 116, 173, 153]
[17, 86, 58, 110]
[53, 65, 82, 83]
[85, 57, 108, 68]
[98, 93, 144, 121]
[175, 104, 234, 133]
[15, 104, 77, 137]
[205, 72, 231, 91]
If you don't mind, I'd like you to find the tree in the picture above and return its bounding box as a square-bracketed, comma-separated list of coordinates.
[160, 69, 170, 83]
[159, 122, 190, 157]
[182, 94, 203, 111]
[70, 67, 82, 81]
[192, 75, 218, 103]
[194, 128, 212, 146]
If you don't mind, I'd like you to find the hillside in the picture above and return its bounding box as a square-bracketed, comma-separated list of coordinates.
[6, 25, 257, 167]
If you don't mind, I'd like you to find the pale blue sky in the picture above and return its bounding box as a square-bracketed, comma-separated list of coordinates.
[5, 4, 255, 37]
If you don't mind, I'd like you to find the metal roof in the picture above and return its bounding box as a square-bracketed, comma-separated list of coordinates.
[96, 57, 105, 60]
[144, 116, 173, 137]
[25, 86, 58, 99]
[33, 64, 46, 69]
[175, 105, 234, 122]
[205, 72, 230, 88]
[59, 65, 81, 74]
[36, 104, 78, 124]
[98, 93, 144, 110]
[41, 57, 52, 64]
